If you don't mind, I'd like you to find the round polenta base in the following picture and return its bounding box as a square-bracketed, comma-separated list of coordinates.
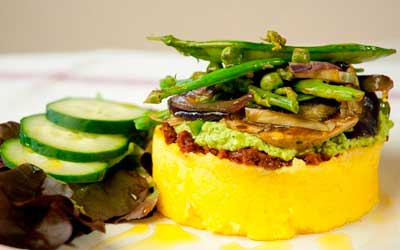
[152, 126, 382, 240]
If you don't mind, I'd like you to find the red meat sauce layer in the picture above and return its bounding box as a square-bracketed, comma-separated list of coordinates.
[161, 123, 331, 169]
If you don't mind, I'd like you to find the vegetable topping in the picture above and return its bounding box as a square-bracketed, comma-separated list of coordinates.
[143, 30, 395, 163]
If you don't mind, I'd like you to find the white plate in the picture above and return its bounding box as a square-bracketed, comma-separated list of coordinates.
[0, 51, 399, 250]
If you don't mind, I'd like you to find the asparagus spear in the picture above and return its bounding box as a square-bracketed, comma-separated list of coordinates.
[293, 79, 365, 102]
[297, 93, 316, 102]
[249, 86, 299, 113]
[145, 58, 287, 104]
[148, 35, 396, 64]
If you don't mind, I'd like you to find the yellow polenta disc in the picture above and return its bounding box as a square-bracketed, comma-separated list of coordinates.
[152, 126, 381, 240]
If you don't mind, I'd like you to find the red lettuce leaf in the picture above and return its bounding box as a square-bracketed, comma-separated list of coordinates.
[0, 164, 104, 250]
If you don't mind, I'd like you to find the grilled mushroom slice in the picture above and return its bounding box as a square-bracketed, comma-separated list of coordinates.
[224, 116, 358, 151]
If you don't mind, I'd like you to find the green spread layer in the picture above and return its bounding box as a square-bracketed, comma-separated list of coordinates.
[175, 111, 393, 161]
[315, 111, 393, 156]
[195, 122, 297, 161]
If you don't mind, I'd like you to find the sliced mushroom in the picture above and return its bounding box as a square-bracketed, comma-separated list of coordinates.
[359, 75, 393, 92]
[245, 108, 334, 131]
[297, 102, 338, 121]
[224, 116, 358, 151]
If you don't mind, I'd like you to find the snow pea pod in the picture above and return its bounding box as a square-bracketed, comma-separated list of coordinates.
[148, 35, 396, 64]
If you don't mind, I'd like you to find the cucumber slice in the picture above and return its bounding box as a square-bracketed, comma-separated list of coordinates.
[0, 138, 109, 183]
[46, 97, 148, 134]
[20, 114, 129, 162]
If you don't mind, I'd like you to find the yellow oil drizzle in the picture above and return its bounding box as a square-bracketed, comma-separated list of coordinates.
[120, 223, 199, 250]
[220, 241, 291, 250]
[317, 233, 352, 250]
[93, 224, 149, 249]
[370, 191, 392, 223]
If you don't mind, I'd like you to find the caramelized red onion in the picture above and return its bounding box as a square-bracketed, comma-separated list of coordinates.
[289, 61, 340, 72]
[168, 93, 253, 112]
[289, 61, 358, 85]
[168, 92, 253, 121]
[346, 92, 380, 138]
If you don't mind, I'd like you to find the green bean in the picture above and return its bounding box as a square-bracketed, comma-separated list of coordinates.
[293, 79, 365, 102]
[145, 58, 287, 104]
[249, 86, 299, 113]
[147, 35, 396, 64]
[260, 72, 283, 91]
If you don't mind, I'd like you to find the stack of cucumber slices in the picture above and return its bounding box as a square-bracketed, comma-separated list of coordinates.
[0, 97, 148, 183]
